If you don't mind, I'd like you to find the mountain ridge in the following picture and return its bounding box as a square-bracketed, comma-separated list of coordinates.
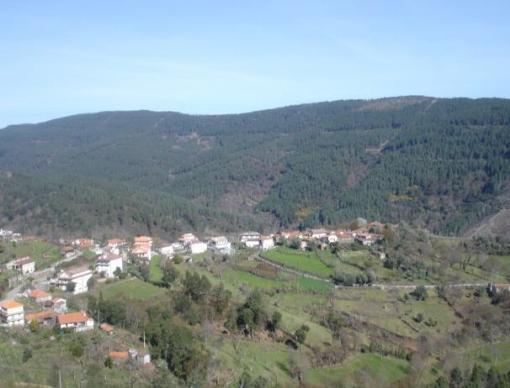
[0, 96, 509, 239]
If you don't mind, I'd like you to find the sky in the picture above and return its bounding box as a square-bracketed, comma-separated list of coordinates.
[1, 0, 510, 128]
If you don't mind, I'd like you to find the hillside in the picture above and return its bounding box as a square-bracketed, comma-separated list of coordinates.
[0, 96, 509, 238]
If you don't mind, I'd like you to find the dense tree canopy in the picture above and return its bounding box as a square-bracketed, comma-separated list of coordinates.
[0, 96, 509, 237]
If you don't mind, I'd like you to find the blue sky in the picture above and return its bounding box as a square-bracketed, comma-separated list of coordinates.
[1, 0, 509, 128]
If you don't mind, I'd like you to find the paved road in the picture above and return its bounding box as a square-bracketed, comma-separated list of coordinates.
[253, 253, 498, 291]
[4, 251, 81, 299]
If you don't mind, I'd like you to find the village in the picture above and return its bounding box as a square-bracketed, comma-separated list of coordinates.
[2, 220, 508, 385]
[0, 222, 385, 344]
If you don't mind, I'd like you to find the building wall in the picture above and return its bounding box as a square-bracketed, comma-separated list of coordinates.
[0, 306, 25, 326]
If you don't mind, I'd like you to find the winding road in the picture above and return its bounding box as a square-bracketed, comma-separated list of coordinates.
[4, 250, 81, 299]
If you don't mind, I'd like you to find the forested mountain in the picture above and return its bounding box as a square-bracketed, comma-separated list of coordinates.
[1, 96, 509, 238]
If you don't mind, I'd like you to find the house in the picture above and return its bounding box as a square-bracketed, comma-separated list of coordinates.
[488, 283, 510, 294]
[336, 230, 355, 244]
[28, 289, 52, 304]
[355, 233, 382, 246]
[208, 236, 233, 255]
[73, 239, 94, 250]
[25, 310, 57, 327]
[100, 322, 114, 335]
[171, 242, 185, 253]
[131, 245, 152, 261]
[128, 348, 151, 366]
[107, 239, 127, 252]
[6, 257, 35, 275]
[0, 230, 22, 242]
[109, 351, 129, 364]
[179, 233, 198, 245]
[0, 300, 24, 327]
[136, 352, 151, 366]
[260, 236, 275, 251]
[96, 251, 123, 278]
[0, 228, 14, 239]
[299, 240, 309, 251]
[57, 311, 94, 332]
[159, 245, 175, 258]
[132, 236, 153, 262]
[239, 232, 261, 248]
[277, 230, 304, 243]
[189, 241, 207, 255]
[326, 233, 338, 244]
[245, 239, 260, 249]
[56, 266, 93, 294]
[49, 298, 67, 314]
[307, 229, 328, 240]
[240, 231, 260, 242]
[368, 221, 385, 232]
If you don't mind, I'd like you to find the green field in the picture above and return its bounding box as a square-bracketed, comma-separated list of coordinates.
[212, 337, 295, 386]
[305, 353, 410, 387]
[100, 278, 165, 301]
[149, 254, 164, 283]
[263, 248, 334, 278]
[221, 266, 332, 293]
[0, 239, 61, 269]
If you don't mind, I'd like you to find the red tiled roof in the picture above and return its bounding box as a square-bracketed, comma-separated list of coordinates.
[57, 311, 90, 325]
[26, 310, 56, 321]
[109, 351, 129, 359]
[0, 300, 23, 309]
[29, 289, 50, 299]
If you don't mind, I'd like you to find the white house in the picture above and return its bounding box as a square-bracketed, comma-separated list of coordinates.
[208, 236, 233, 255]
[0, 228, 14, 239]
[50, 298, 68, 314]
[240, 231, 260, 242]
[260, 236, 275, 251]
[0, 300, 24, 327]
[336, 230, 355, 244]
[27, 289, 52, 304]
[245, 239, 260, 249]
[160, 245, 175, 258]
[326, 233, 338, 244]
[128, 348, 151, 366]
[56, 266, 93, 294]
[189, 241, 207, 255]
[179, 233, 198, 245]
[171, 242, 186, 253]
[308, 229, 328, 240]
[6, 257, 35, 275]
[355, 233, 382, 246]
[239, 232, 261, 248]
[57, 311, 94, 332]
[132, 236, 153, 262]
[107, 239, 127, 251]
[96, 252, 123, 278]
[299, 240, 309, 251]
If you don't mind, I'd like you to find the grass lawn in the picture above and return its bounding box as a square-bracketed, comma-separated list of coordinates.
[100, 278, 165, 301]
[221, 266, 332, 293]
[305, 353, 410, 387]
[263, 248, 334, 278]
[330, 288, 458, 339]
[211, 337, 295, 386]
[149, 254, 164, 283]
[0, 239, 61, 269]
